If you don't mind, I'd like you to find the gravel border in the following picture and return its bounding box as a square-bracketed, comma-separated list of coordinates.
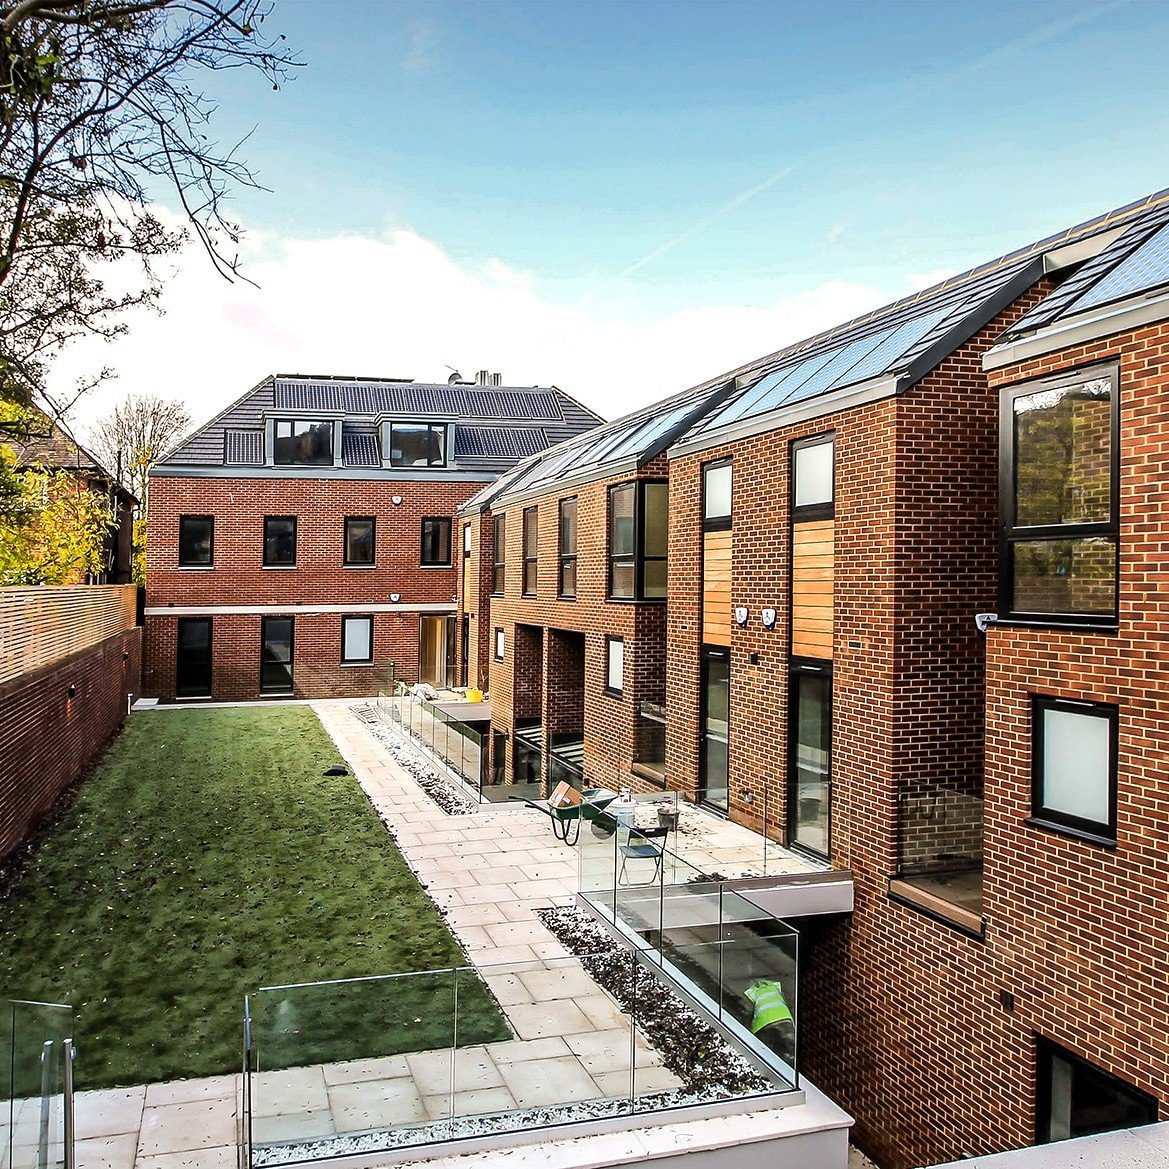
[536, 905, 770, 1098]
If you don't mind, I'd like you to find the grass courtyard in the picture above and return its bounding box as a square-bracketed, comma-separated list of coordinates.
[0, 705, 508, 1090]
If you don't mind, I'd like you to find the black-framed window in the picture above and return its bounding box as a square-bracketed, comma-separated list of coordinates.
[609, 479, 668, 600]
[492, 514, 506, 595]
[703, 459, 732, 531]
[463, 523, 472, 558]
[178, 515, 214, 566]
[494, 627, 505, 661]
[792, 433, 835, 521]
[1000, 364, 1119, 625]
[263, 516, 297, 567]
[421, 517, 452, 566]
[1037, 1039, 1157, 1144]
[605, 636, 624, 695]
[260, 616, 294, 694]
[558, 497, 578, 598]
[344, 517, 376, 566]
[1031, 696, 1118, 844]
[389, 422, 446, 467]
[274, 419, 334, 465]
[341, 615, 374, 664]
[522, 506, 538, 596]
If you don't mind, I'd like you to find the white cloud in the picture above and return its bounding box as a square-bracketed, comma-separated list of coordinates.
[49, 219, 889, 439]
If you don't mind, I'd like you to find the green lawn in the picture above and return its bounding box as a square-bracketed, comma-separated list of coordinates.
[0, 706, 508, 1090]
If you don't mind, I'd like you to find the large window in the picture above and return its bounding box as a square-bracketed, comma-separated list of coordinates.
[263, 516, 297, 567]
[792, 434, 834, 520]
[1031, 696, 1117, 843]
[492, 514, 506, 594]
[178, 515, 213, 566]
[703, 460, 732, 530]
[274, 419, 334, 465]
[1001, 365, 1118, 624]
[344, 517, 376, 566]
[1038, 1040, 1157, 1144]
[609, 480, 668, 600]
[389, 422, 446, 467]
[522, 506, 539, 596]
[421, 517, 452, 566]
[558, 497, 577, 598]
[341, 615, 374, 664]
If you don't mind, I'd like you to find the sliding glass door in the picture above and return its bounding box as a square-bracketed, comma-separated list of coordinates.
[789, 663, 831, 857]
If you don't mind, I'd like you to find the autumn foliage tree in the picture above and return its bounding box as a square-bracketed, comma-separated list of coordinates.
[0, 0, 298, 429]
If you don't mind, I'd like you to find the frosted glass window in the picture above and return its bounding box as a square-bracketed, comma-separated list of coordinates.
[1035, 701, 1115, 836]
[703, 461, 732, 524]
[606, 638, 624, 694]
[341, 616, 373, 663]
[794, 439, 834, 509]
[494, 628, 505, 661]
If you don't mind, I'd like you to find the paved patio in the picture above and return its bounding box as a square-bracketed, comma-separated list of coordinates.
[47, 699, 686, 1169]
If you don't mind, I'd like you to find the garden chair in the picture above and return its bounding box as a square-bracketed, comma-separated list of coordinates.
[618, 824, 670, 885]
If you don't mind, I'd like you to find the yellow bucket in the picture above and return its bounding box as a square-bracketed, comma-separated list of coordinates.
[466, 687, 484, 703]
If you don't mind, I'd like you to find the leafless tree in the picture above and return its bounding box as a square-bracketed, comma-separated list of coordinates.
[0, 0, 300, 430]
[91, 391, 190, 505]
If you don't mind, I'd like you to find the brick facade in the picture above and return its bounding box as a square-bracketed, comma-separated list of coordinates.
[473, 459, 668, 794]
[146, 475, 479, 701]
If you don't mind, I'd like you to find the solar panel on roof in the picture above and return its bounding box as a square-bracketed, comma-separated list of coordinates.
[1067, 221, 1169, 314]
[273, 380, 564, 421]
[453, 427, 548, 459]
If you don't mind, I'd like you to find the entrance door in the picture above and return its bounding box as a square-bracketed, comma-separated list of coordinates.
[176, 618, 212, 698]
[420, 615, 454, 687]
[789, 664, 831, 857]
[699, 647, 729, 812]
[260, 616, 294, 694]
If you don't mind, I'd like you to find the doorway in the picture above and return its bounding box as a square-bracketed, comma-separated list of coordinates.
[788, 663, 831, 857]
[176, 617, 212, 698]
[420, 615, 456, 687]
[260, 616, 294, 694]
[699, 646, 729, 812]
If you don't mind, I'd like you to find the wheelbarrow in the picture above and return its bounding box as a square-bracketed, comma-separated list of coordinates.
[511, 783, 618, 846]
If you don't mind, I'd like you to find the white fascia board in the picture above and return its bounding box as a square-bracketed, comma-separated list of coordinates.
[145, 602, 457, 616]
[983, 290, 1169, 371]
[668, 375, 900, 460]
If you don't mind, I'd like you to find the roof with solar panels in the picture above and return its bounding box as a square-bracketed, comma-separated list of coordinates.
[153, 372, 604, 480]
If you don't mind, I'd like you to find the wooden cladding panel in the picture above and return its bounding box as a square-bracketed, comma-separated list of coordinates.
[0, 586, 138, 687]
[702, 529, 732, 647]
[792, 519, 833, 660]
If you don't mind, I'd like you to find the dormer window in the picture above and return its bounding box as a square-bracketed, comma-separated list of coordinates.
[274, 419, 334, 465]
[389, 422, 446, 467]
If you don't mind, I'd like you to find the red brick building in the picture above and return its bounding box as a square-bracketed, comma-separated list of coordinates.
[460, 189, 1169, 1165]
[144, 373, 600, 701]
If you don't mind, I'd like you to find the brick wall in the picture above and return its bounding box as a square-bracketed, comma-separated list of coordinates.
[483, 461, 669, 795]
[146, 475, 486, 700]
[0, 627, 141, 860]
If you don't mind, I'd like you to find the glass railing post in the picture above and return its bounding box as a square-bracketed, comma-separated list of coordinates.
[62, 1039, 74, 1169]
[449, 966, 459, 1133]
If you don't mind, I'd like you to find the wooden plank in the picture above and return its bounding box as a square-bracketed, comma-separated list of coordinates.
[0, 586, 138, 686]
[792, 520, 832, 661]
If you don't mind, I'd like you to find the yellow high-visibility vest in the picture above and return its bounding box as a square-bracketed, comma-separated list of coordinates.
[744, 979, 793, 1033]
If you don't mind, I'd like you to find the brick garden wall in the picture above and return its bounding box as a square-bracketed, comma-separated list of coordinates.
[0, 627, 141, 861]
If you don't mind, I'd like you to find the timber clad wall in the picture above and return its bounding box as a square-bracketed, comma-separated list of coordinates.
[0, 587, 141, 861]
[791, 520, 833, 660]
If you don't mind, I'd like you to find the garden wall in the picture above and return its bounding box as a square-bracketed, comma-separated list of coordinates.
[0, 586, 141, 861]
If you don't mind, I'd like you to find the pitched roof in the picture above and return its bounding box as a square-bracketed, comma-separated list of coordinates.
[159, 374, 603, 475]
[999, 199, 1169, 342]
[7, 412, 137, 501]
[670, 185, 1169, 451]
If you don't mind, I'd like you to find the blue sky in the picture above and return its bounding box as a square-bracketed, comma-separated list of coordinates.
[61, 0, 1169, 428]
[205, 0, 1169, 310]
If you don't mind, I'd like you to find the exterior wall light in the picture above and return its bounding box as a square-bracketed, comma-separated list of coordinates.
[389, 593, 401, 603]
[391, 496, 403, 506]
